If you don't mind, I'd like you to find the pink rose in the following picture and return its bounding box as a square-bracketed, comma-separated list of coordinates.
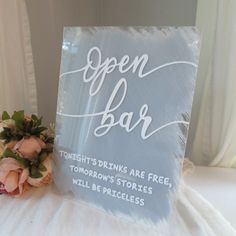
[0, 158, 30, 196]
[14, 137, 46, 159]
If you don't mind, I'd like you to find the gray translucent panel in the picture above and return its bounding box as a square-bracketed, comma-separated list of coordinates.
[54, 27, 199, 225]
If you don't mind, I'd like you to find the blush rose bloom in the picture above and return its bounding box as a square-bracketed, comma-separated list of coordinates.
[14, 137, 46, 159]
[0, 158, 30, 196]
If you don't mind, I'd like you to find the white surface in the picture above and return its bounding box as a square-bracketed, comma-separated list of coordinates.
[185, 166, 236, 229]
[0, 171, 236, 236]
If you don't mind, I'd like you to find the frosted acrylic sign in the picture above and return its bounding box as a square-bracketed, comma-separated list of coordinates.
[54, 27, 199, 225]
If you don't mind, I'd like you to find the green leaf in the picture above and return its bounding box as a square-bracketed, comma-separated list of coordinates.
[12, 111, 24, 130]
[16, 158, 29, 168]
[2, 148, 17, 159]
[12, 110, 24, 122]
[15, 120, 23, 129]
[31, 127, 47, 135]
[39, 152, 48, 163]
[0, 131, 5, 139]
[31, 114, 38, 121]
[31, 114, 42, 126]
[38, 163, 47, 172]
[30, 166, 43, 178]
[37, 117, 43, 126]
[2, 148, 29, 168]
[2, 111, 10, 120]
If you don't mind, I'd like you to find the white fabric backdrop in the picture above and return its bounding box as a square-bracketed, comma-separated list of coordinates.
[0, 0, 38, 115]
[189, 0, 236, 167]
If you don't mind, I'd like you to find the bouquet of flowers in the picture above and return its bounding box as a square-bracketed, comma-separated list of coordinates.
[0, 111, 54, 196]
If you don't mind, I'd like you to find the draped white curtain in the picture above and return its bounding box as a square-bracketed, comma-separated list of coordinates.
[0, 0, 38, 115]
[189, 0, 236, 168]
